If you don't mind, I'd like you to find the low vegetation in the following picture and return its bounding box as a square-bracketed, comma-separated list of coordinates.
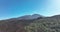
[0, 15, 60, 32]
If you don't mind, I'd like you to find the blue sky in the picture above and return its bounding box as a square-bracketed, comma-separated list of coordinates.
[0, 0, 60, 20]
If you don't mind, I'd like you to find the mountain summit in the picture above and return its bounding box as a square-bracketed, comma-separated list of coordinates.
[18, 14, 44, 20]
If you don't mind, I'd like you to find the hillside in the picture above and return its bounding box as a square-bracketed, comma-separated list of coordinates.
[0, 14, 60, 32]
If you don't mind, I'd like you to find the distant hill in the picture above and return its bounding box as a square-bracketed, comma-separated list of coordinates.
[0, 14, 60, 32]
[17, 14, 44, 20]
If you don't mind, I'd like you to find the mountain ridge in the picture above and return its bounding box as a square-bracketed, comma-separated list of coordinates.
[0, 14, 44, 21]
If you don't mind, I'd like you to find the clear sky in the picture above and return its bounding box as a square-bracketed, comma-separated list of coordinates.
[0, 0, 60, 20]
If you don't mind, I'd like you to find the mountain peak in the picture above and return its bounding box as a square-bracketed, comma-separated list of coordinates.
[17, 14, 44, 20]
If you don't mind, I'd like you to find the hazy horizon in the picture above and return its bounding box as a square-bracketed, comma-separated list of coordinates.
[0, 0, 60, 20]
